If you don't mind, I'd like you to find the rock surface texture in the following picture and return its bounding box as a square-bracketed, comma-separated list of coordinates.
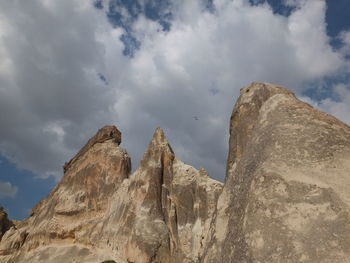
[202, 82, 350, 263]
[0, 207, 12, 241]
[0, 126, 222, 263]
[1, 82, 350, 263]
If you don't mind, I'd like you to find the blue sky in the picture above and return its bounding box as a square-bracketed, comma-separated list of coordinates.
[0, 0, 350, 220]
[0, 157, 56, 219]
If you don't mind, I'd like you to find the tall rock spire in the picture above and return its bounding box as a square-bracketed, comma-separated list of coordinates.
[0, 126, 222, 263]
[202, 82, 350, 263]
[3, 82, 349, 263]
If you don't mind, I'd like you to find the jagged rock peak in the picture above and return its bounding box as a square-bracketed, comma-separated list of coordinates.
[139, 127, 175, 170]
[63, 125, 122, 172]
[150, 127, 174, 151]
[0, 124, 222, 263]
[0, 125, 131, 262]
[4, 82, 350, 263]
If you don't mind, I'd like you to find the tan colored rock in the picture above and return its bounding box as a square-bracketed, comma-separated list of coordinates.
[123, 127, 222, 263]
[63, 125, 121, 173]
[0, 207, 12, 241]
[202, 82, 350, 263]
[3, 82, 349, 263]
[0, 126, 130, 262]
[0, 126, 222, 263]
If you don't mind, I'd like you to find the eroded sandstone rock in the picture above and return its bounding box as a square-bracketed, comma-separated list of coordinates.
[1, 126, 131, 262]
[2, 82, 350, 263]
[122, 127, 222, 263]
[0, 126, 222, 263]
[202, 82, 350, 263]
[0, 207, 12, 241]
[63, 125, 122, 173]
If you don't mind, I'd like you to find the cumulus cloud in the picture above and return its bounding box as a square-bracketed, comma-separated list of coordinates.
[302, 84, 350, 125]
[0, 0, 125, 177]
[338, 30, 350, 56]
[0, 0, 349, 182]
[0, 182, 18, 198]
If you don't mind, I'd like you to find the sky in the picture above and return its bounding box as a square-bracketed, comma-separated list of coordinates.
[0, 0, 350, 220]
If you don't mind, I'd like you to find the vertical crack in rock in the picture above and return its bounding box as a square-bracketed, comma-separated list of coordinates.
[0, 124, 221, 262]
[125, 127, 222, 263]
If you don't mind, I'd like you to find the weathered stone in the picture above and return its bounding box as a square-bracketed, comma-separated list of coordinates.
[2, 82, 350, 262]
[0, 207, 12, 241]
[0, 126, 222, 263]
[63, 125, 122, 173]
[123, 127, 222, 263]
[0, 126, 130, 262]
[202, 82, 350, 263]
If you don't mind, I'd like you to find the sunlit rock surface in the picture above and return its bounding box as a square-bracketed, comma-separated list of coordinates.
[202, 82, 350, 263]
[1, 82, 350, 262]
[0, 126, 222, 263]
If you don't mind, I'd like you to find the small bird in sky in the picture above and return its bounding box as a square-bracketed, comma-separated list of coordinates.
[193, 116, 199, 121]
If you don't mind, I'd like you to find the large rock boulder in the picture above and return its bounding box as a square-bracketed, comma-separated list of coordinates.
[202, 82, 350, 263]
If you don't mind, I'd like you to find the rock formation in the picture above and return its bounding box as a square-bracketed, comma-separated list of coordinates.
[202, 82, 350, 263]
[0, 126, 222, 263]
[0, 207, 12, 241]
[63, 125, 122, 173]
[1, 82, 350, 263]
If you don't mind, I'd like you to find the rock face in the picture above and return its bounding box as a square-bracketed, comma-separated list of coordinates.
[0, 125, 131, 262]
[0, 207, 12, 241]
[0, 126, 222, 263]
[123, 127, 222, 263]
[202, 82, 350, 263]
[1, 82, 350, 263]
[63, 125, 122, 173]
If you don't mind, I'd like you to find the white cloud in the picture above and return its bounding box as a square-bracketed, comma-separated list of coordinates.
[287, 0, 343, 78]
[339, 30, 350, 56]
[0, 0, 349, 182]
[0, 0, 125, 177]
[314, 84, 350, 125]
[0, 182, 18, 198]
[299, 83, 350, 126]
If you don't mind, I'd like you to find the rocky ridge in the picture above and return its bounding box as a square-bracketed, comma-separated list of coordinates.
[1, 82, 350, 263]
[0, 126, 222, 263]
